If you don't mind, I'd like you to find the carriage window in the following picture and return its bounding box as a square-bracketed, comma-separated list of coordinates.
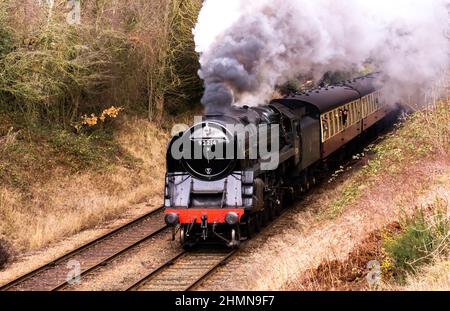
[335, 110, 341, 133]
[348, 104, 353, 125]
[371, 94, 375, 113]
[361, 98, 365, 118]
[364, 97, 367, 115]
[375, 93, 380, 110]
[371, 95, 375, 113]
[349, 103, 353, 125]
[370, 95, 373, 112]
[367, 97, 370, 115]
[362, 97, 367, 117]
[330, 111, 334, 135]
[322, 114, 330, 141]
[370, 94, 376, 113]
[342, 105, 349, 127]
[360, 99, 363, 119]
[329, 112, 335, 137]
[352, 101, 357, 124]
[330, 111, 337, 137]
[336, 110, 341, 133]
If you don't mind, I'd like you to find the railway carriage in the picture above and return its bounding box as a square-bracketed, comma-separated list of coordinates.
[163, 73, 396, 248]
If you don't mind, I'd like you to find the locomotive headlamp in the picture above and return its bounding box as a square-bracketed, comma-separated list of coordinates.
[165, 213, 179, 226]
[225, 212, 239, 225]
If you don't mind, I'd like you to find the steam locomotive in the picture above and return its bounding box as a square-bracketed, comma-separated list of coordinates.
[164, 73, 394, 248]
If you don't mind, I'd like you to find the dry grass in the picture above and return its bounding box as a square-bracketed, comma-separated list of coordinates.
[0, 0, 201, 263]
[291, 196, 449, 291]
[320, 98, 450, 220]
[0, 117, 168, 254]
[284, 99, 450, 291]
[401, 257, 450, 291]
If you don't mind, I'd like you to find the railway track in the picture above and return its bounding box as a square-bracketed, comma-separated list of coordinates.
[127, 249, 238, 291]
[0, 206, 168, 291]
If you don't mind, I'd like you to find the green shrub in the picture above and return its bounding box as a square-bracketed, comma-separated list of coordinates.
[47, 127, 135, 171]
[384, 200, 449, 282]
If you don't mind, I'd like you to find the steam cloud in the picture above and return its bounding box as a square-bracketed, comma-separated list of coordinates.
[194, 0, 450, 113]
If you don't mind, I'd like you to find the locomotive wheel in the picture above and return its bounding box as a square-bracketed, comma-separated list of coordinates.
[285, 187, 295, 205]
[275, 196, 283, 216]
[270, 202, 278, 219]
[300, 172, 310, 192]
[245, 216, 256, 238]
[261, 209, 270, 227]
[309, 171, 317, 187]
[255, 213, 263, 232]
[180, 225, 186, 245]
[230, 227, 241, 248]
[305, 180, 311, 191]
[264, 199, 275, 221]
[180, 225, 195, 250]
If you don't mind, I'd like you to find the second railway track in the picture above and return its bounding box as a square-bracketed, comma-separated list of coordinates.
[127, 249, 238, 291]
[0, 206, 168, 291]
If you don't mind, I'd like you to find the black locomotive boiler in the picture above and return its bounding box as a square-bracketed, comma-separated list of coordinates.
[163, 73, 395, 248]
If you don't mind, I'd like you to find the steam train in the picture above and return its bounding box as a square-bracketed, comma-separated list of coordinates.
[163, 73, 395, 248]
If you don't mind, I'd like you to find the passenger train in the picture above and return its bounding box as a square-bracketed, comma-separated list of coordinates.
[163, 73, 397, 248]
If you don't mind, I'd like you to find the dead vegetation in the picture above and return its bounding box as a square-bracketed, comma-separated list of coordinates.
[294, 197, 449, 291]
[321, 98, 450, 220]
[0, 117, 169, 255]
[287, 99, 450, 291]
[383, 199, 449, 283]
[294, 222, 402, 291]
[0, 0, 202, 125]
[401, 257, 450, 291]
[0, 0, 201, 265]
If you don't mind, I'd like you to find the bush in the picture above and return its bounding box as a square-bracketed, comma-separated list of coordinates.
[47, 127, 136, 171]
[383, 199, 449, 282]
[0, 0, 203, 127]
[0, 20, 130, 125]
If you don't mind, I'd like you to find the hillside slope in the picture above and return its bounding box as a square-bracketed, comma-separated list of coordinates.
[195, 100, 449, 291]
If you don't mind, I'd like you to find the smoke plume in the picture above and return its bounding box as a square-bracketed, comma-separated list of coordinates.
[194, 0, 450, 113]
